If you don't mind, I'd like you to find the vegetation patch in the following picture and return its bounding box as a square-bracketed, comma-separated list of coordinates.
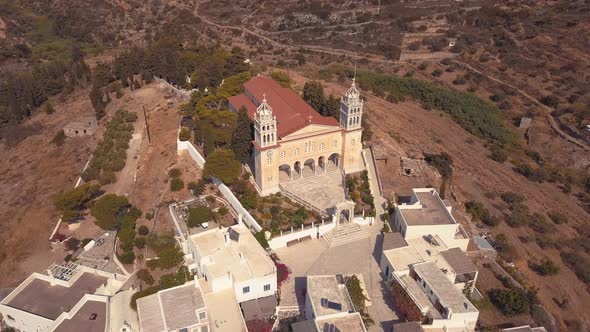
[345, 275, 374, 328]
[82, 109, 137, 185]
[52, 183, 101, 222]
[346, 171, 375, 217]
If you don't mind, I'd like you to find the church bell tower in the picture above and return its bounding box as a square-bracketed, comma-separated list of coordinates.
[340, 78, 365, 174]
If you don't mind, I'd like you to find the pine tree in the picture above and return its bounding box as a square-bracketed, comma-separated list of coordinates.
[231, 106, 253, 164]
[303, 81, 325, 113]
[89, 85, 105, 120]
[322, 94, 340, 119]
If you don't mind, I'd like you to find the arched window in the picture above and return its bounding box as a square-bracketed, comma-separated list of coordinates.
[320, 143, 325, 151]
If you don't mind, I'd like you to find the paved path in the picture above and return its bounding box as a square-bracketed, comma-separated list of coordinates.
[275, 223, 399, 331]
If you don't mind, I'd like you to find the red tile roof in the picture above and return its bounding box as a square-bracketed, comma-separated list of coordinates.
[228, 76, 340, 138]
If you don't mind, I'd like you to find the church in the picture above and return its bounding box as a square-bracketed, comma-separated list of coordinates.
[228, 75, 365, 196]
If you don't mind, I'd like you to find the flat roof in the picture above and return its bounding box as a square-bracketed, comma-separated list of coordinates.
[292, 320, 318, 332]
[189, 224, 275, 282]
[400, 189, 455, 226]
[53, 300, 107, 332]
[307, 275, 353, 317]
[6, 272, 107, 320]
[399, 274, 440, 319]
[382, 232, 408, 251]
[440, 248, 477, 275]
[384, 246, 424, 271]
[137, 283, 206, 332]
[316, 313, 366, 332]
[413, 262, 477, 314]
[503, 326, 547, 332]
[202, 287, 246, 332]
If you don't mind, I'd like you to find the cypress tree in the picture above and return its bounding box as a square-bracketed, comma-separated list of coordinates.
[230, 106, 253, 164]
[303, 81, 325, 113]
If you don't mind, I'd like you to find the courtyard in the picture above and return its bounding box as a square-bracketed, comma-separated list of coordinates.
[274, 220, 400, 331]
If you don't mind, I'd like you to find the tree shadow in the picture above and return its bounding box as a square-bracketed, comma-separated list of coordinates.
[294, 276, 307, 308]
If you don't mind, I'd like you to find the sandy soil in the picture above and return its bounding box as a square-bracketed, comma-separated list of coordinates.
[287, 70, 590, 328]
[0, 82, 182, 287]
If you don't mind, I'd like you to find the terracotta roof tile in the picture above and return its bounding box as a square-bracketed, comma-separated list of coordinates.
[228, 76, 339, 139]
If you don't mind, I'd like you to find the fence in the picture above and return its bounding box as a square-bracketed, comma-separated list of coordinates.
[177, 138, 262, 232]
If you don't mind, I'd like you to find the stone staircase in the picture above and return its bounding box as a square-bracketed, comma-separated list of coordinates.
[322, 223, 369, 247]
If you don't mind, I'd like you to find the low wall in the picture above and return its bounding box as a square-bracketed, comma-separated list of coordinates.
[177, 138, 262, 233]
[353, 216, 374, 226]
[267, 220, 336, 249]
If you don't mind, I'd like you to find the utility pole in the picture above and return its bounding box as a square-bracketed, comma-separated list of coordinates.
[143, 105, 151, 144]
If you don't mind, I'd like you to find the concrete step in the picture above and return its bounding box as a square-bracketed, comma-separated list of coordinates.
[323, 223, 369, 247]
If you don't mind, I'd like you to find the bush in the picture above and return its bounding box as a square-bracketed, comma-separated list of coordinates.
[452, 76, 467, 85]
[489, 288, 531, 316]
[417, 63, 428, 71]
[178, 127, 191, 142]
[431, 68, 443, 77]
[45, 102, 55, 114]
[465, 201, 497, 226]
[560, 252, 590, 284]
[391, 281, 424, 321]
[547, 211, 567, 224]
[501, 192, 525, 207]
[187, 180, 205, 195]
[188, 206, 213, 227]
[134, 237, 146, 249]
[138, 225, 150, 235]
[51, 130, 66, 146]
[168, 168, 182, 178]
[170, 178, 184, 191]
[118, 250, 135, 264]
[137, 269, 154, 285]
[424, 152, 453, 179]
[530, 259, 560, 276]
[489, 146, 508, 163]
[254, 231, 269, 249]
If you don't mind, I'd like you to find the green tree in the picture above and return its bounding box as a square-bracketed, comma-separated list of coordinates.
[53, 183, 101, 222]
[91, 194, 130, 229]
[230, 106, 253, 164]
[303, 81, 325, 113]
[489, 288, 531, 316]
[45, 102, 55, 114]
[188, 206, 213, 227]
[203, 149, 241, 184]
[322, 94, 340, 119]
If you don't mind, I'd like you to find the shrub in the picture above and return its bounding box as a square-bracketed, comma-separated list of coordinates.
[547, 211, 567, 224]
[64, 237, 80, 251]
[118, 250, 135, 264]
[178, 127, 191, 142]
[51, 130, 66, 146]
[218, 206, 229, 216]
[489, 288, 531, 316]
[431, 68, 443, 77]
[489, 146, 508, 163]
[501, 192, 525, 207]
[417, 63, 428, 71]
[560, 252, 590, 284]
[134, 237, 146, 249]
[254, 231, 269, 249]
[424, 152, 453, 179]
[138, 225, 150, 235]
[452, 76, 467, 85]
[345, 275, 374, 327]
[530, 259, 560, 276]
[170, 178, 184, 191]
[188, 206, 213, 227]
[203, 149, 241, 185]
[275, 261, 291, 288]
[187, 180, 205, 195]
[465, 201, 497, 226]
[45, 102, 55, 114]
[137, 269, 154, 285]
[168, 168, 182, 178]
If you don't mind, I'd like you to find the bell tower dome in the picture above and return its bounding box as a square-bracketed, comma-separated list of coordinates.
[340, 78, 363, 131]
[254, 94, 277, 147]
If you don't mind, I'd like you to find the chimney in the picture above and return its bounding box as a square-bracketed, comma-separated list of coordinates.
[224, 232, 229, 244]
[239, 252, 245, 263]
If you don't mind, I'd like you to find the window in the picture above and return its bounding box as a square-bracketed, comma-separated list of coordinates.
[198, 311, 207, 320]
[264, 284, 271, 291]
[267, 176, 273, 183]
[295, 148, 299, 156]
[333, 140, 337, 148]
[243, 286, 250, 293]
[267, 157, 271, 165]
[281, 151, 286, 159]
[304, 142, 309, 153]
[320, 143, 325, 151]
[352, 138, 355, 145]
[310, 142, 315, 152]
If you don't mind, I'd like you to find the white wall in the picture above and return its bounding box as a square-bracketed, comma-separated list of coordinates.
[267, 221, 336, 249]
[0, 304, 53, 332]
[427, 311, 479, 332]
[233, 274, 277, 303]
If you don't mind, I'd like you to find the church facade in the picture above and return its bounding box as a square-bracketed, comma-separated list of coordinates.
[228, 76, 365, 196]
